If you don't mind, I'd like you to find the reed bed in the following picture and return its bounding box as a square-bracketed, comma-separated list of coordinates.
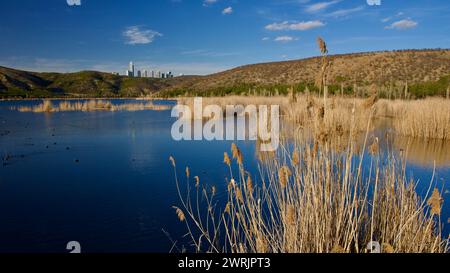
[176, 96, 289, 119]
[284, 94, 377, 137]
[377, 98, 450, 140]
[170, 36, 448, 253]
[16, 100, 171, 113]
[178, 95, 450, 140]
[170, 107, 449, 253]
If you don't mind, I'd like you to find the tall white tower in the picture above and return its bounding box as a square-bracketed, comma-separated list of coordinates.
[129, 62, 135, 77]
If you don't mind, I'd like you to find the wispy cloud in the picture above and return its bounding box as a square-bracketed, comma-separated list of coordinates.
[325, 6, 364, 18]
[265, 20, 325, 31]
[123, 26, 162, 45]
[222, 7, 233, 15]
[305, 0, 340, 13]
[274, 36, 297, 43]
[385, 19, 418, 30]
[381, 11, 405, 23]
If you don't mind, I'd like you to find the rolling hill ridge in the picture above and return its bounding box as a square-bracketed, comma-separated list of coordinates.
[1, 49, 449, 99]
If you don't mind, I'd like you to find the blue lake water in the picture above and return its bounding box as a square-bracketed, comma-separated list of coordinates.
[0, 99, 449, 253]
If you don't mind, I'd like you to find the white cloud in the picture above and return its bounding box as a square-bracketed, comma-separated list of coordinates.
[382, 11, 406, 23]
[265, 20, 325, 31]
[305, 0, 340, 13]
[274, 36, 296, 43]
[262, 37, 270, 41]
[222, 7, 233, 15]
[385, 19, 418, 30]
[123, 26, 162, 45]
[66, 0, 81, 6]
[325, 6, 364, 18]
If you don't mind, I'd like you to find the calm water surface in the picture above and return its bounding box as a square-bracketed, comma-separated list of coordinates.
[0, 99, 448, 252]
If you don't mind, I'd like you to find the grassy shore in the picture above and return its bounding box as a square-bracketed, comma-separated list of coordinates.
[177, 94, 450, 140]
[170, 93, 449, 253]
[13, 99, 172, 112]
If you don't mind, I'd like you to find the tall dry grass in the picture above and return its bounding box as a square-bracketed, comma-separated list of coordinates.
[170, 143, 448, 253]
[177, 95, 450, 140]
[377, 98, 450, 140]
[170, 106, 448, 253]
[176, 94, 376, 140]
[283, 94, 377, 137]
[15, 100, 171, 113]
[176, 96, 289, 119]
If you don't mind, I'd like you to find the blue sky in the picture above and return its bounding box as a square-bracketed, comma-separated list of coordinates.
[0, 0, 449, 75]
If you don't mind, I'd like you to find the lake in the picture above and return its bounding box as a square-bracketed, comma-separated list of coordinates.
[0, 99, 449, 253]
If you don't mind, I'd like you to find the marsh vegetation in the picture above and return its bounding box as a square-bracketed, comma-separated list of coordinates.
[170, 38, 450, 253]
[14, 99, 171, 113]
[177, 95, 450, 141]
[169, 103, 449, 253]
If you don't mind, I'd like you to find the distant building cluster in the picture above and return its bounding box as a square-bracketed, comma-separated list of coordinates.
[125, 61, 174, 79]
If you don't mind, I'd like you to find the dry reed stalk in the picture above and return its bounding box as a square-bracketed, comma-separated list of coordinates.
[224, 152, 231, 166]
[247, 175, 254, 194]
[363, 94, 378, 109]
[171, 128, 448, 253]
[286, 205, 296, 226]
[173, 206, 186, 222]
[382, 243, 395, 253]
[278, 166, 291, 188]
[428, 189, 443, 216]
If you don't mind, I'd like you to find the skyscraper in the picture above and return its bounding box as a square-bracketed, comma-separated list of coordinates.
[137, 70, 142, 78]
[129, 61, 135, 77]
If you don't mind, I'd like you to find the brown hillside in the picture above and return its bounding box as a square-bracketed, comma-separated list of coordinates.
[172, 49, 450, 91]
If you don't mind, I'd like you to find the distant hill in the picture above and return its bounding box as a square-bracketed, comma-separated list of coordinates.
[1, 49, 450, 99]
[162, 49, 450, 97]
[0, 66, 198, 99]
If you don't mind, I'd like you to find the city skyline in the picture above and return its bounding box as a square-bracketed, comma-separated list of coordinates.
[0, 0, 449, 75]
[125, 61, 174, 78]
